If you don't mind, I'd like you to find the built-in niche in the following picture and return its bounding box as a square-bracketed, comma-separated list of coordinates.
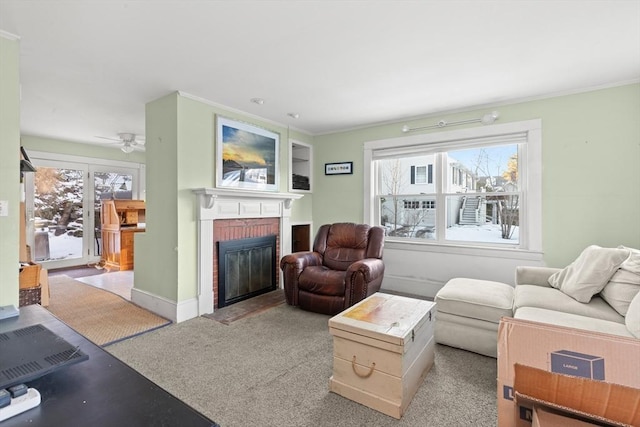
[290, 140, 312, 192]
[292, 223, 311, 252]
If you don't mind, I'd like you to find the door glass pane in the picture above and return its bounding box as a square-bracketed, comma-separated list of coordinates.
[94, 172, 133, 256]
[33, 167, 84, 261]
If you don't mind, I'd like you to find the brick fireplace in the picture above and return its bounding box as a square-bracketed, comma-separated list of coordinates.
[213, 218, 279, 309]
[193, 188, 302, 315]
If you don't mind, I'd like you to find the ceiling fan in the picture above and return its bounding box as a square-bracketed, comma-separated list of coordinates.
[95, 132, 145, 153]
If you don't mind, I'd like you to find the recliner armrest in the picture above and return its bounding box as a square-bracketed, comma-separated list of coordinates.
[280, 252, 323, 270]
[515, 266, 562, 287]
[346, 258, 385, 282]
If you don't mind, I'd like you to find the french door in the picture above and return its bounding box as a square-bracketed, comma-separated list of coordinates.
[25, 156, 142, 270]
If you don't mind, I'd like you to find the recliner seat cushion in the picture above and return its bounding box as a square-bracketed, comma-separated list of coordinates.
[298, 266, 345, 296]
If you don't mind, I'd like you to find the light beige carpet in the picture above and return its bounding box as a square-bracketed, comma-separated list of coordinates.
[47, 274, 171, 346]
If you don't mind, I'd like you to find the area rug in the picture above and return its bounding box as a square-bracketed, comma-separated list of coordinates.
[46, 274, 171, 346]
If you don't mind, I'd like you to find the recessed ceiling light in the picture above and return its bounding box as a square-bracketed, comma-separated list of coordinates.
[287, 113, 300, 119]
[250, 98, 265, 105]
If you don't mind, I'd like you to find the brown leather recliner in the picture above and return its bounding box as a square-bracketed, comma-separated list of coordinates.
[280, 222, 385, 315]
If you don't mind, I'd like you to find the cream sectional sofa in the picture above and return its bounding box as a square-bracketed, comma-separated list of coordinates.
[513, 265, 639, 339]
[435, 245, 640, 357]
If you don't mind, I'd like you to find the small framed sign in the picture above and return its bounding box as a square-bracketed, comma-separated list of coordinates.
[325, 161, 353, 175]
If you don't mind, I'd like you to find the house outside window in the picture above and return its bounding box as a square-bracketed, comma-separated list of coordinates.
[364, 120, 542, 252]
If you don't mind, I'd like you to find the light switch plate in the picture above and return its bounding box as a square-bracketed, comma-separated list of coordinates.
[0, 200, 8, 217]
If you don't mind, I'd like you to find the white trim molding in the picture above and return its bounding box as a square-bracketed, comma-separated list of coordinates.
[363, 120, 544, 297]
[192, 188, 303, 315]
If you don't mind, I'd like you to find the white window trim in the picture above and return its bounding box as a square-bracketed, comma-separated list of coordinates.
[363, 119, 542, 255]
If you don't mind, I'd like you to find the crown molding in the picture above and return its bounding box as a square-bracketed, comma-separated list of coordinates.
[0, 30, 20, 41]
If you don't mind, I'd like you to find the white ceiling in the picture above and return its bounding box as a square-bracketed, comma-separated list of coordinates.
[1, 1, 639, 148]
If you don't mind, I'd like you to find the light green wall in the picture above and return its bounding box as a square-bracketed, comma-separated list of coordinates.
[0, 35, 21, 307]
[136, 92, 314, 305]
[313, 83, 640, 268]
[135, 93, 179, 301]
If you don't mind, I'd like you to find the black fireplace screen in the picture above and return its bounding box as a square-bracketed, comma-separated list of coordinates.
[218, 235, 277, 307]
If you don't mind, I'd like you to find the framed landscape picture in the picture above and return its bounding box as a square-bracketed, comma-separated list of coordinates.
[216, 116, 279, 192]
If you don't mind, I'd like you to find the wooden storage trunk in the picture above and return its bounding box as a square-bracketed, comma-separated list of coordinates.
[328, 293, 436, 419]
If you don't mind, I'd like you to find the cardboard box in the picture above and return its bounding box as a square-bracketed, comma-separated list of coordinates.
[515, 364, 640, 426]
[19, 262, 42, 289]
[531, 405, 600, 427]
[497, 317, 640, 427]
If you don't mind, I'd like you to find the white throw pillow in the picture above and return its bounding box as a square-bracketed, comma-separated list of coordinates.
[625, 292, 640, 338]
[600, 246, 640, 316]
[548, 245, 630, 303]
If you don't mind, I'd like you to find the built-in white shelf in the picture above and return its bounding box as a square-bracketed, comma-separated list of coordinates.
[290, 140, 312, 193]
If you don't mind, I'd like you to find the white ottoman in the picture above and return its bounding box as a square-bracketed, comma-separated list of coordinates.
[434, 278, 514, 357]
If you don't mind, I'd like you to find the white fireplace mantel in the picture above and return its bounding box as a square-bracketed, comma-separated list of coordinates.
[192, 188, 304, 315]
[193, 187, 303, 219]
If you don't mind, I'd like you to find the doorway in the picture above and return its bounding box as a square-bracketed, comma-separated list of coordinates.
[24, 153, 143, 271]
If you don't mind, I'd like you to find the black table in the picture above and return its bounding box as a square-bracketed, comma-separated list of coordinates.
[0, 305, 218, 426]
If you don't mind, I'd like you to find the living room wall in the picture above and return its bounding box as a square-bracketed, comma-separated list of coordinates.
[312, 83, 640, 277]
[0, 34, 21, 307]
[134, 92, 313, 321]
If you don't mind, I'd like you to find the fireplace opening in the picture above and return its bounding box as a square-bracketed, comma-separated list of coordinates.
[217, 235, 277, 308]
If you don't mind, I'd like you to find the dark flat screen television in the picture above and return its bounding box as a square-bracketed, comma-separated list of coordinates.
[0, 324, 89, 389]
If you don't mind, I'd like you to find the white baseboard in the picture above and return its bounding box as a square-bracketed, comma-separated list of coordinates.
[380, 275, 445, 300]
[131, 287, 199, 323]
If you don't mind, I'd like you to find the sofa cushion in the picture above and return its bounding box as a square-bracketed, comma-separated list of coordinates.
[626, 292, 640, 338]
[514, 285, 624, 324]
[600, 246, 640, 316]
[435, 278, 514, 323]
[514, 307, 634, 338]
[547, 245, 630, 303]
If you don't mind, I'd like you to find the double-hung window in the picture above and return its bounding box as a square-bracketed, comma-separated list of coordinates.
[364, 120, 541, 251]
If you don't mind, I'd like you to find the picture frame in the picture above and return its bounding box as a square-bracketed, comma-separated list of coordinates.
[325, 161, 353, 175]
[216, 116, 279, 192]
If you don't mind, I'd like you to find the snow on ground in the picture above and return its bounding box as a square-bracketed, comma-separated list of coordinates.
[36, 231, 83, 261]
[446, 223, 519, 244]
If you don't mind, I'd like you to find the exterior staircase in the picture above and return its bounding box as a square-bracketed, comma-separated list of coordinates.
[458, 196, 482, 225]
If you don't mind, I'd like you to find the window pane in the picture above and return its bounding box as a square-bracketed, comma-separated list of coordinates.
[379, 157, 436, 195]
[447, 145, 518, 192]
[415, 166, 426, 184]
[380, 195, 436, 240]
[33, 167, 84, 261]
[445, 195, 519, 244]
